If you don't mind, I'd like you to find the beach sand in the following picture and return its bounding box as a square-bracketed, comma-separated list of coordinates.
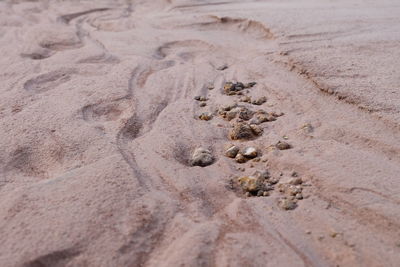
[1, 0, 400, 266]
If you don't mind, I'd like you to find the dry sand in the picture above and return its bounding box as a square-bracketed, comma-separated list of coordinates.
[1, 0, 400, 266]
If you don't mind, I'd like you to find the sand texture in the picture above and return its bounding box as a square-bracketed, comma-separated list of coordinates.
[1, 0, 400, 266]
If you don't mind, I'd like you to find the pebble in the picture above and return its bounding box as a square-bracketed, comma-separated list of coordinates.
[240, 96, 251, 103]
[223, 82, 247, 95]
[289, 177, 302, 185]
[229, 122, 257, 140]
[220, 103, 237, 113]
[249, 118, 261, 125]
[199, 112, 213, 121]
[253, 170, 270, 180]
[238, 107, 254, 121]
[252, 96, 267, 105]
[200, 102, 207, 107]
[249, 124, 263, 136]
[225, 145, 240, 158]
[207, 84, 214, 90]
[194, 96, 201, 101]
[301, 123, 314, 133]
[258, 113, 277, 123]
[278, 198, 297, 210]
[295, 193, 303, 200]
[235, 153, 247, 163]
[237, 175, 264, 193]
[330, 232, 338, 238]
[243, 147, 258, 158]
[276, 141, 291, 150]
[225, 110, 237, 121]
[190, 147, 214, 167]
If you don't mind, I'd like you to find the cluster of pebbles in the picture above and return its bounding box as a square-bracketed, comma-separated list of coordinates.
[190, 79, 305, 210]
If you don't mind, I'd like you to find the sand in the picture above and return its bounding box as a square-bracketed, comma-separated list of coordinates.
[1, 0, 400, 266]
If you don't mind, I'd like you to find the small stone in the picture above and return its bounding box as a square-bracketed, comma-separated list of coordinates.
[225, 110, 237, 121]
[263, 191, 270, 197]
[291, 171, 298, 177]
[220, 104, 235, 112]
[223, 82, 236, 95]
[249, 124, 263, 136]
[229, 122, 256, 140]
[199, 96, 207, 102]
[283, 135, 289, 140]
[235, 153, 247, 163]
[295, 193, 303, 200]
[289, 177, 302, 185]
[252, 96, 267, 105]
[305, 230, 312, 235]
[238, 107, 254, 121]
[237, 175, 264, 193]
[249, 118, 261, 125]
[259, 113, 277, 122]
[301, 123, 314, 133]
[276, 141, 291, 150]
[225, 145, 240, 158]
[252, 157, 260, 162]
[199, 112, 213, 121]
[245, 192, 251, 197]
[223, 82, 247, 95]
[253, 170, 270, 180]
[330, 232, 338, 238]
[243, 147, 258, 158]
[240, 96, 251, 103]
[278, 198, 297, 210]
[287, 185, 302, 196]
[190, 147, 214, 167]
[200, 102, 207, 107]
[256, 114, 269, 123]
[207, 84, 214, 90]
[194, 96, 201, 101]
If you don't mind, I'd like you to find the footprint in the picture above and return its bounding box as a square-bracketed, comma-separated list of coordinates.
[154, 40, 213, 60]
[20, 48, 53, 60]
[58, 8, 111, 24]
[38, 31, 83, 51]
[185, 16, 274, 40]
[77, 53, 120, 64]
[23, 69, 76, 94]
[82, 99, 131, 123]
[22, 248, 80, 267]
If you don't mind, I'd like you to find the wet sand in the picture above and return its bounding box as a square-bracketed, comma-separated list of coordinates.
[1, 0, 400, 266]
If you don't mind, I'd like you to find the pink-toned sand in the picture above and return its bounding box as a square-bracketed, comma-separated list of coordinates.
[1, 0, 400, 266]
